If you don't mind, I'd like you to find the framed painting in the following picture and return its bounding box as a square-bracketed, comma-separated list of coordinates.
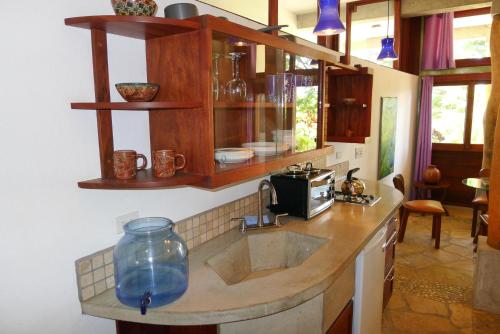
[378, 97, 398, 180]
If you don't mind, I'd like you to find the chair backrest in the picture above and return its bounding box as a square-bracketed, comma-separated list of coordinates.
[393, 174, 405, 195]
[479, 168, 490, 177]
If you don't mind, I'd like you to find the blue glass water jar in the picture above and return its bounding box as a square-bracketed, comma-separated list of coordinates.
[114, 217, 188, 315]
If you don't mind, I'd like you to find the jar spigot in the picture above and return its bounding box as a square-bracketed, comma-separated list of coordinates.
[140, 291, 152, 315]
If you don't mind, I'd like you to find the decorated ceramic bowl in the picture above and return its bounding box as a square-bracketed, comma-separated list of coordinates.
[116, 83, 160, 102]
[111, 0, 158, 16]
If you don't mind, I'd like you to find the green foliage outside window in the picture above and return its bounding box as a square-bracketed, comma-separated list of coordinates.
[295, 87, 318, 152]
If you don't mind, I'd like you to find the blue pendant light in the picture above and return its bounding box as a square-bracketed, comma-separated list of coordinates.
[313, 0, 345, 36]
[377, 0, 398, 60]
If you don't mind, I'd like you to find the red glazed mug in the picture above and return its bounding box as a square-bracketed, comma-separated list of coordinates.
[153, 150, 186, 178]
[113, 150, 147, 180]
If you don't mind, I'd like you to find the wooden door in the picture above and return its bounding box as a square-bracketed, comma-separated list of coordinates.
[326, 300, 354, 334]
[115, 321, 217, 334]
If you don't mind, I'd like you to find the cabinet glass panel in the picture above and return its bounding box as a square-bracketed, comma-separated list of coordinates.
[212, 32, 319, 170]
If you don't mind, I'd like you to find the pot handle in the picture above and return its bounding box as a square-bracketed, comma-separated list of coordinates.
[346, 168, 360, 180]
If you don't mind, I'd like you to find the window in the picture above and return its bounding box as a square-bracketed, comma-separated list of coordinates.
[344, 1, 396, 68]
[471, 84, 491, 144]
[432, 85, 467, 144]
[453, 8, 492, 67]
[453, 14, 492, 60]
[431, 79, 491, 150]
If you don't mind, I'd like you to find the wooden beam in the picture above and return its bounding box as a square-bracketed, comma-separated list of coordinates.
[454, 6, 491, 18]
[486, 14, 500, 249]
[393, 0, 401, 70]
[91, 29, 114, 179]
[268, 0, 278, 36]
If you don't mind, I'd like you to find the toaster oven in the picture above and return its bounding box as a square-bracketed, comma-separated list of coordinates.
[270, 169, 335, 219]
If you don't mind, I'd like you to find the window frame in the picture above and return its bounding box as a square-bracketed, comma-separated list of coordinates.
[432, 72, 491, 152]
[453, 7, 492, 68]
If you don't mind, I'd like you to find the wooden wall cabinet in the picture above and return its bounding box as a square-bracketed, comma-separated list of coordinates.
[326, 66, 373, 144]
[65, 15, 357, 190]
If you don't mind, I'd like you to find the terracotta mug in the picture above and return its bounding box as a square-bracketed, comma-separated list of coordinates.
[113, 150, 147, 180]
[153, 150, 186, 178]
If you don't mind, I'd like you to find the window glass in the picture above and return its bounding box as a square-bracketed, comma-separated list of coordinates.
[350, 2, 394, 67]
[471, 84, 491, 144]
[431, 85, 468, 144]
[196, 0, 320, 44]
[453, 14, 492, 59]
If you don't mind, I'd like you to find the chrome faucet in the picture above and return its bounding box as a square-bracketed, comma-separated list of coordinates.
[231, 179, 287, 233]
[258, 179, 278, 227]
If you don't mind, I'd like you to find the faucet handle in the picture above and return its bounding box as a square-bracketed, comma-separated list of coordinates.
[274, 213, 288, 227]
[231, 218, 246, 233]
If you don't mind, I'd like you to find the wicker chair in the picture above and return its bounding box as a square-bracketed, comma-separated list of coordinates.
[393, 174, 446, 249]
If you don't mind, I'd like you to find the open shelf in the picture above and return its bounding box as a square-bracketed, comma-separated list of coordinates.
[214, 102, 294, 109]
[71, 101, 203, 110]
[203, 146, 335, 188]
[64, 15, 200, 40]
[78, 169, 204, 190]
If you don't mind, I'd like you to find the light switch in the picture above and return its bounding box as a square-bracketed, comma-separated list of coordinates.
[355, 147, 363, 159]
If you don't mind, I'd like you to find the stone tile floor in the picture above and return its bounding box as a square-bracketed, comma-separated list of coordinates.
[382, 206, 500, 334]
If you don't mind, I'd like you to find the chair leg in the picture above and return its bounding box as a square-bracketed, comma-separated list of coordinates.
[434, 214, 442, 249]
[398, 208, 410, 243]
[432, 215, 437, 239]
[471, 205, 479, 237]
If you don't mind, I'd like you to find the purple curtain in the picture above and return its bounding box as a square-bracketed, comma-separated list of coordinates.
[421, 13, 456, 70]
[412, 77, 434, 199]
[411, 13, 455, 199]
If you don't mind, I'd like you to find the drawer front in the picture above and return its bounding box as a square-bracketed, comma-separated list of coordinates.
[383, 266, 395, 309]
[384, 218, 398, 276]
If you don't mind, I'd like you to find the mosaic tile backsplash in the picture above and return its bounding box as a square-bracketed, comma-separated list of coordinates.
[75, 159, 349, 302]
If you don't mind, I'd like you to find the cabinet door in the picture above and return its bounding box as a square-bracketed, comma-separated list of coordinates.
[383, 217, 397, 309]
[326, 300, 353, 334]
[383, 267, 395, 309]
[115, 321, 217, 334]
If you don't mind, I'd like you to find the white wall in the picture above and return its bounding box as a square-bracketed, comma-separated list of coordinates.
[0, 1, 416, 334]
[327, 58, 419, 195]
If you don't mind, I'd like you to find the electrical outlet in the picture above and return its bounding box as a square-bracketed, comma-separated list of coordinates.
[116, 211, 139, 234]
[355, 147, 364, 160]
[336, 151, 343, 160]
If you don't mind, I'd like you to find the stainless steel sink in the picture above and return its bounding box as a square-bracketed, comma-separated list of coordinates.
[207, 231, 327, 285]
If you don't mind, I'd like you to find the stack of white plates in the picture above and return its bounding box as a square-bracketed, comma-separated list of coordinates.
[215, 148, 254, 163]
[242, 142, 289, 156]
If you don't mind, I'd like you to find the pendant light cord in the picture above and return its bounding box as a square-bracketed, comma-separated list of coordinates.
[386, 0, 390, 38]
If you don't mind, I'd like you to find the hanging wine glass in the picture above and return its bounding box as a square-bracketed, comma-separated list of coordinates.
[225, 52, 247, 102]
[212, 54, 224, 102]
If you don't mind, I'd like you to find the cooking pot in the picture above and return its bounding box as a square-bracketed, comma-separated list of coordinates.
[341, 168, 366, 196]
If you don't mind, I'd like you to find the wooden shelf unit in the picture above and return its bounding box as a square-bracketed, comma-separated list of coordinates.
[78, 169, 204, 190]
[71, 102, 203, 110]
[214, 102, 294, 109]
[326, 67, 373, 143]
[66, 15, 355, 190]
[64, 15, 200, 40]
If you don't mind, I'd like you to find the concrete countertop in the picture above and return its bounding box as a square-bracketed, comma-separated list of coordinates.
[81, 181, 403, 326]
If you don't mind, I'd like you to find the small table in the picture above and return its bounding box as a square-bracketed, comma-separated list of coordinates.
[414, 181, 451, 216]
[463, 177, 490, 244]
[462, 177, 490, 192]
